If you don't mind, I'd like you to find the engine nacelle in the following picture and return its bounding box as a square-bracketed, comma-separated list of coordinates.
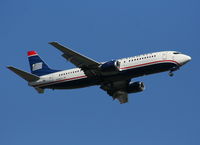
[100, 60, 120, 75]
[127, 81, 145, 94]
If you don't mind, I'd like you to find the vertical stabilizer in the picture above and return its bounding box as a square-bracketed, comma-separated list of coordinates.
[27, 51, 59, 76]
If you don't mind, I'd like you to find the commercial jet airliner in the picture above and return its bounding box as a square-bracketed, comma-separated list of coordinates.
[7, 42, 191, 104]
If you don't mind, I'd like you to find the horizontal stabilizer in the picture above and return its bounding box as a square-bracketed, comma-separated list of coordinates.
[34, 87, 44, 94]
[7, 66, 40, 82]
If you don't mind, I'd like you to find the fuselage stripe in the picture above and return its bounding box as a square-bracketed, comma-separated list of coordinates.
[120, 60, 180, 70]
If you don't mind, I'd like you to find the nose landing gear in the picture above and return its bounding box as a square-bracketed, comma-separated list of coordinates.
[168, 66, 179, 77]
[168, 71, 174, 77]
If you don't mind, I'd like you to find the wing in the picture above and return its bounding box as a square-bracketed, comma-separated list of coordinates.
[49, 42, 100, 69]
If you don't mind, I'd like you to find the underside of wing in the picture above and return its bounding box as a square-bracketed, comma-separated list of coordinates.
[100, 80, 130, 104]
[100, 80, 145, 104]
[49, 42, 100, 69]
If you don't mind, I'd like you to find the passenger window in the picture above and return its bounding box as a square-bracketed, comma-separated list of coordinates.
[173, 52, 181, 54]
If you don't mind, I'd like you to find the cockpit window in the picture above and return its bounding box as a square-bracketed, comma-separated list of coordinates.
[173, 52, 181, 54]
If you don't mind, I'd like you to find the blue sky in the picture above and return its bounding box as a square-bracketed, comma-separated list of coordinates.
[0, 0, 199, 144]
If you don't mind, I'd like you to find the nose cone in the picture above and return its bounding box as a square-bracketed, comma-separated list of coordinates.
[181, 54, 192, 65]
[186, 55, 192, 62]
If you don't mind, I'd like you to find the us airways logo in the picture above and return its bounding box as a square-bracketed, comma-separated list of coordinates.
[32, 62, 43, 71]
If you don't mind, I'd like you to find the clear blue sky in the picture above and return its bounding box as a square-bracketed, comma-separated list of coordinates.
[0, 0, 199, 145]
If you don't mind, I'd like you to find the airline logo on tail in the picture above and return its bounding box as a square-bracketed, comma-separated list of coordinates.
[32, 62, 43, 71]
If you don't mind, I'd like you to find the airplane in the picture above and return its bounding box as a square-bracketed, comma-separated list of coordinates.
[7, 42, 191, 104]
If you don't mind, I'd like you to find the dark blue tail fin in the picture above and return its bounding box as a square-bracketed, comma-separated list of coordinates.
[27, 51, 59, 76]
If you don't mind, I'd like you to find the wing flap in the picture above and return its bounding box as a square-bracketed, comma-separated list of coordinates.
[7, 66, 40, 82]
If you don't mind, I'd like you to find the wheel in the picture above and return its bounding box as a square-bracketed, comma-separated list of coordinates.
[168, 72, 174, 77]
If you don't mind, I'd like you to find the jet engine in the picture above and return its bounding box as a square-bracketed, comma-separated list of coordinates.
[127, 81, 145, 93]
[100, 60, 120, 75]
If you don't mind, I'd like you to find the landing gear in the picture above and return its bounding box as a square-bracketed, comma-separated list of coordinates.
[168, 71, 174, 77]
[168, 66, 179, 77]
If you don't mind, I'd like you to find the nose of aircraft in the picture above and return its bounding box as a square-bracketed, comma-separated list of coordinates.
[180, 54, 192, 65]
[186, 55, 192, 61]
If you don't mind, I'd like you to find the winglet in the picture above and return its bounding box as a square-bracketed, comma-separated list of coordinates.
[49, 41, 57, 44]
[48, 42, 67, 53]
